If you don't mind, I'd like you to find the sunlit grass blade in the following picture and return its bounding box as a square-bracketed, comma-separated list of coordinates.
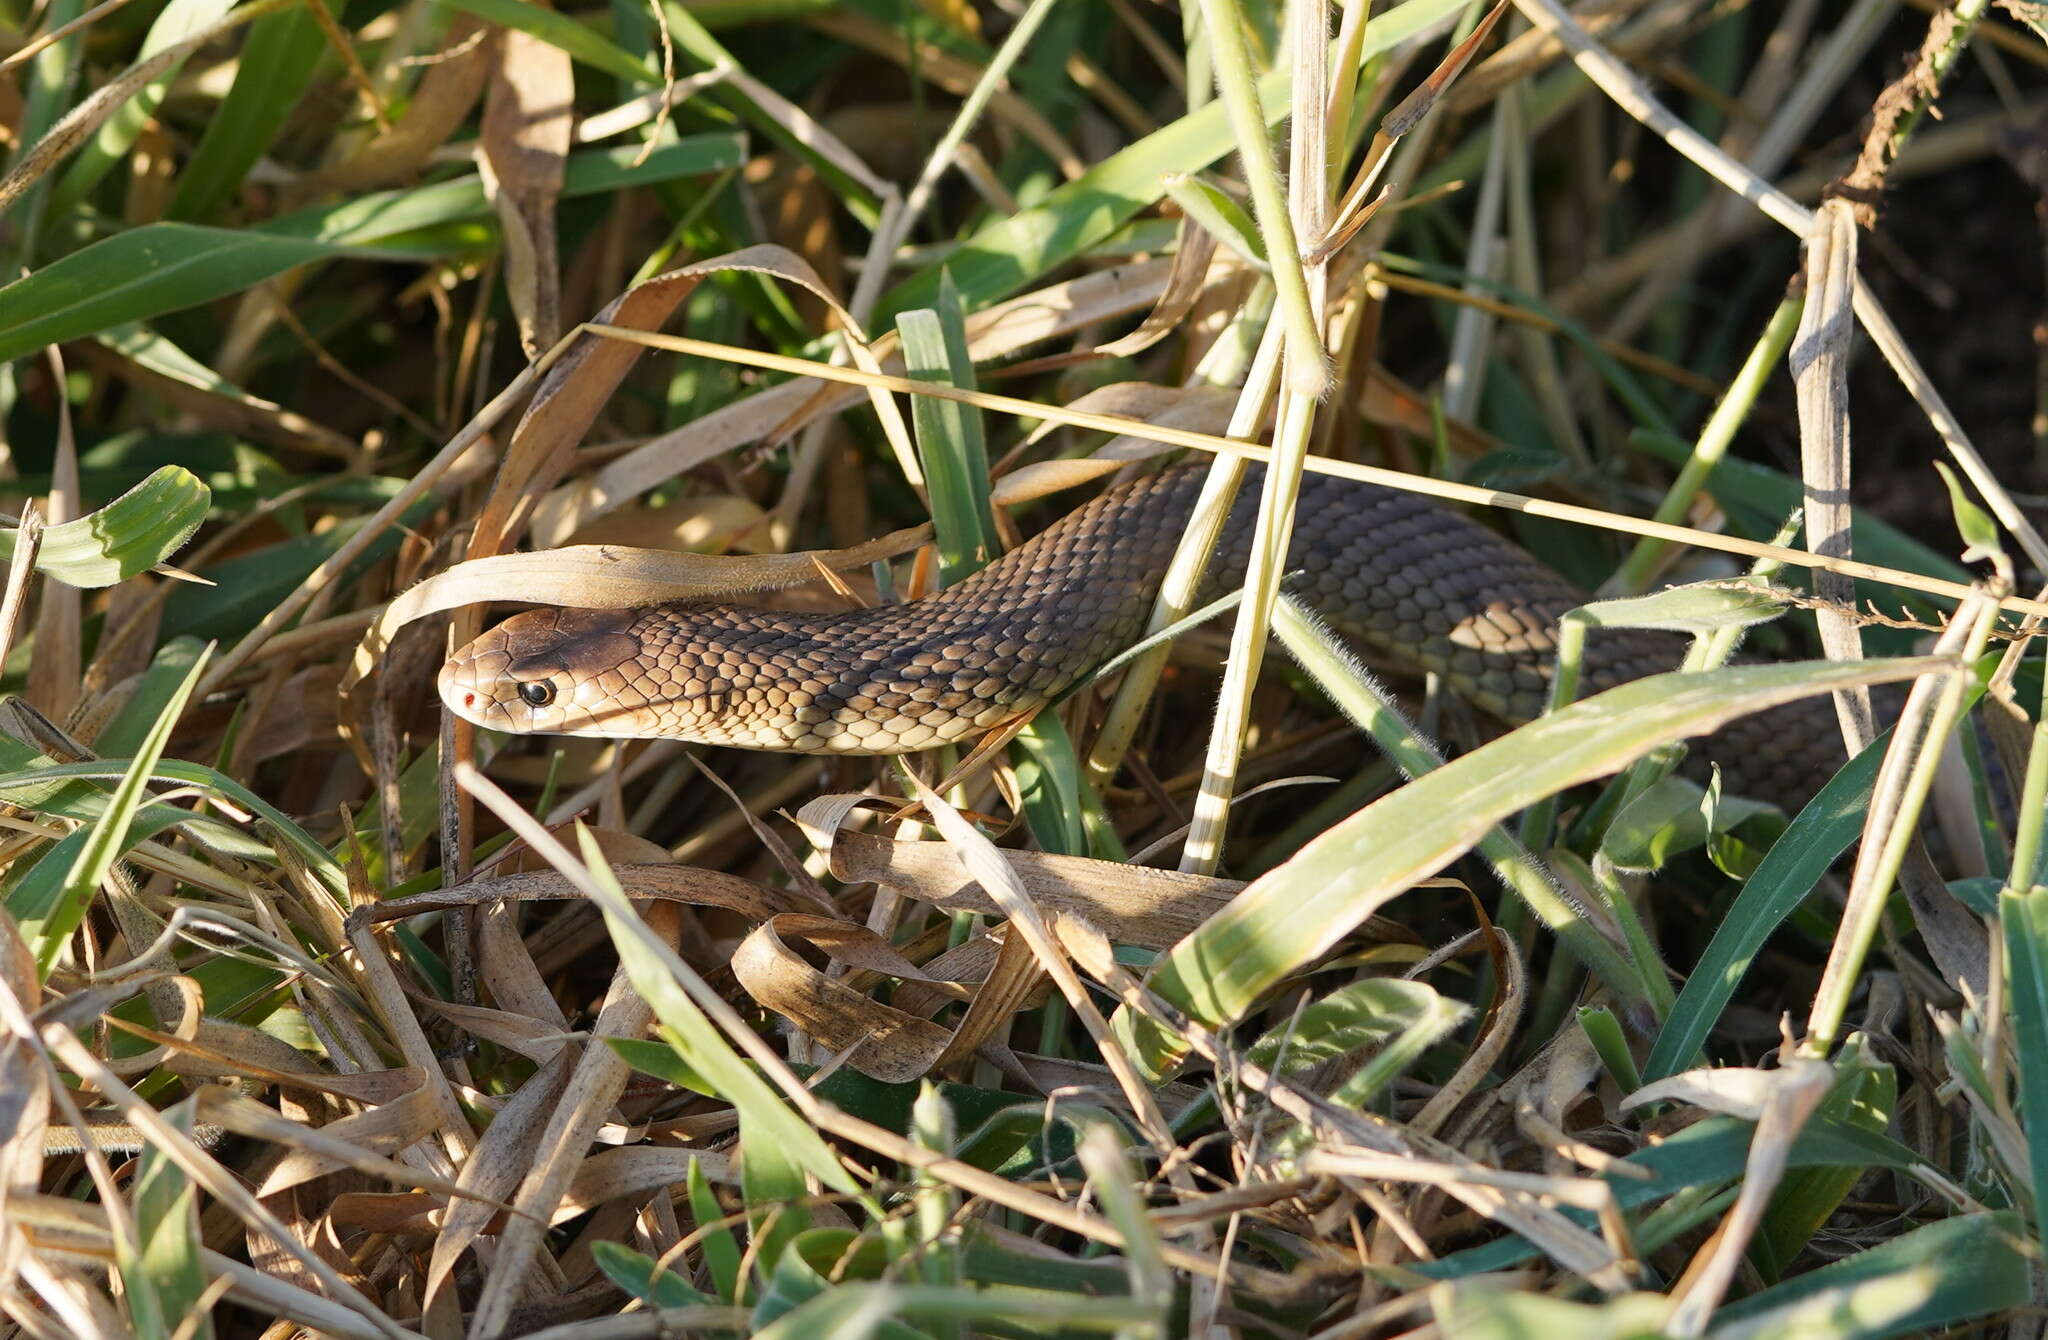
[591, 1240, 716, 1309]
[1270, 595, 1656, 1007]
[897, 281, 997, 585]
[688, 1155, 744, 1303]
[0, 465, 207, 585]
[1119, 656, 1951, 1079]
[1707, 1212, 2028, 1339]
[9, 644, 209, 975]
[0, 751, 347, 895]
[438, 0, 659, 84]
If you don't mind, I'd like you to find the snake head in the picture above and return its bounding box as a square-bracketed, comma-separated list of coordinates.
[438, 607, 649, 737]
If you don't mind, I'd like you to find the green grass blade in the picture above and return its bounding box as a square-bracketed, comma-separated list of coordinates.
[741, 1129, 811, 1293]
[567, 828, 859, 1197]
[591, 1240, 715, 1309]
[122, 1103, 213, 1340]
[167, 0, 338, 220]
[0, 464, 207, 585]
[897, 301, 996, 584]
[688, 1155, 744, 1303]
[1120, 657, 1950, 1079]
[437, 0, 657, 84]
[1428, 1287, 1671, 1340]
[1708, 1212, 2028, 1339]
[0, 752, 346, 894]
[1272, 596, 1657, 1007]
[2003, 884, 2048, 1256]
[0, 138, 744, 362]
[14, 645, 208, 975]
[46, 0, 241, 218]
[1645, 734, 1888, 1081]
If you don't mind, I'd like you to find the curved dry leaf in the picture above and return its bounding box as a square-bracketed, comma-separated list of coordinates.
[477, 896, 567, 1031]
[191, 1088, 475, 1205]
[797, 792, 1245, 949]
[931, 926, 1045, 1075]
[989, 457, 1133, 508]
[1092, 228, 1223, 358]
[413, 996, 576, 1064]
[326, 1190, 445, 1236]
[1620, 1066, 1780, 1122]
[320, 16, 491, 190]
[344, 526, 930, 699]
[732, 914, 957, 1083]
[112, 1012, 424, 1104]
[559, 1144, 738, 1223]
[887, 929, 1031, 1017]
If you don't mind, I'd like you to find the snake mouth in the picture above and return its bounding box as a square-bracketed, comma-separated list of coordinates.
[436, 654, 495, 728]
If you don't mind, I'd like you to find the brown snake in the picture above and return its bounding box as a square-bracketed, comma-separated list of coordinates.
[438, 463, 1850, 812]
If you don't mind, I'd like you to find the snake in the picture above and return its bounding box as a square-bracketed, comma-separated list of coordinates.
[437, 462, 1852, 813]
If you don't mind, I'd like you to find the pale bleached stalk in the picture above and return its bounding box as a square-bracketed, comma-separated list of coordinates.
[1508, 0, 2048, 576]
[1179, 0, 1332, 874]
[1082, 315, 1284, 789]
[1500, 82, 1589, 467]
[1442, 118, 1508, 421]
[1196, 0, 1328, 396]
[1802, 587, 2004, 1055]
[1792, 199, 1873, 749]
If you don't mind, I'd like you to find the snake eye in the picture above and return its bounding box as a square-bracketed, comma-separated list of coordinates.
[518, 680, 557, 707]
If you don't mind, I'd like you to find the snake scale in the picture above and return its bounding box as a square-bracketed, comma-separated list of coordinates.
[439, 463, 1851, 812]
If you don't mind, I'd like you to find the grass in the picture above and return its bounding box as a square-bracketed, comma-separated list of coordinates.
[1, 0, 2046, 1336]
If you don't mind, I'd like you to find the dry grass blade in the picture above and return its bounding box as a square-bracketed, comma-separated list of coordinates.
[344, 523, 931, 693]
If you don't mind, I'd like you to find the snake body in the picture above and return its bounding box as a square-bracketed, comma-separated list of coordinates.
[438, 464, 1847, 810]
